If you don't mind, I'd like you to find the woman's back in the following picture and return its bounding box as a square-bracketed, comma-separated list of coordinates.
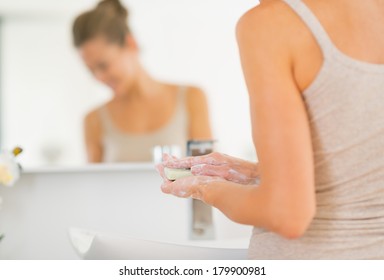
[248, 0, 384, 259]
[293, 0, 384, 92]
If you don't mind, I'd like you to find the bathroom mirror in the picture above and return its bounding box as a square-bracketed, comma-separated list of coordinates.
[0, 0, 257, 167]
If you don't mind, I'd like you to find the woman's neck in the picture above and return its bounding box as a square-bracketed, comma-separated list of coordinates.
[117, 64, 165, 103]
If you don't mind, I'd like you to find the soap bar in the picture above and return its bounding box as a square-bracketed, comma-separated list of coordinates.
[164, 167, 193, 181]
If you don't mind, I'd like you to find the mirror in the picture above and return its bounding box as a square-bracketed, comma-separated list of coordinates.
[0, 0, 257, 167]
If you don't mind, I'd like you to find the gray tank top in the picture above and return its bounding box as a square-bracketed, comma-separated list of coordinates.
[249, 0, 384, 259]
[98, 87, 188, 162]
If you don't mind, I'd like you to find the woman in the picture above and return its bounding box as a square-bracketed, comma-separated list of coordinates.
[73, 0, 212, 163]
[158, 0, 384, 259]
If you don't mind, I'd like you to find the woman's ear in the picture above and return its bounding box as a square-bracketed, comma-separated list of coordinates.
[124, 34, 139, 51]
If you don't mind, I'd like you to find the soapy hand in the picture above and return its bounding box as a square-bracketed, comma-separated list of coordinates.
[161, 152, 260, 185]
[157, 162, 224, 200]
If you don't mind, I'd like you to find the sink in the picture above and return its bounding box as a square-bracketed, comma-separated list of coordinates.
[68, 228, 248, 260]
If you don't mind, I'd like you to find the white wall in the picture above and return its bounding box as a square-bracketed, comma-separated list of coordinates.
[0, 0, 258, 167]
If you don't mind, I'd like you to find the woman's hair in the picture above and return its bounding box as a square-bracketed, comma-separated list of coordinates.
[72, 0, 131, 47]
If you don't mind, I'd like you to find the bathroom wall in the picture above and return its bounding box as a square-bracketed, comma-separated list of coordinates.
[0, 0, 258, 167]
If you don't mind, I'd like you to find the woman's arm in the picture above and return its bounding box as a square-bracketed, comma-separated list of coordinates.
[160, 3, 316, 239]
[236, 4, 316, 234]
[84, 110, 103, 163]
[186, 87, 212, 140]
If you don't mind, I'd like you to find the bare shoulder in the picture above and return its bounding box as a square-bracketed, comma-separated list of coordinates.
[185, 86, 206, 99]
[84, 108, 99, 126]
[84, 105, 106, 131]
[236, 1, 305, 50]
[185, 86, 208, 108]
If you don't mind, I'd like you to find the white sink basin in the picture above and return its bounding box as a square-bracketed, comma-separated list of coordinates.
[69, 228, 248, 260]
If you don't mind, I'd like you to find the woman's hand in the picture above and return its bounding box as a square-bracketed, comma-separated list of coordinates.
[161, 152, 260, 185]
[157, 161, 224, 200]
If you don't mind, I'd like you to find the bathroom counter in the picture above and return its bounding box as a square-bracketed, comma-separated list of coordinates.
[0, 164, 251, 259]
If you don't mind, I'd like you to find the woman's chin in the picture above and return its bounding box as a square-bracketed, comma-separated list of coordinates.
[113, 89, 128, 99]
[110, 86, 123, 96]
[110, 83, 132, 99]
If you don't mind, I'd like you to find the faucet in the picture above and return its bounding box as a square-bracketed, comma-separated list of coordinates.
[187, 140, 215, 240]
[190, 199, 215, 240]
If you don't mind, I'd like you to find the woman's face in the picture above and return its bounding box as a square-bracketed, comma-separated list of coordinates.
[79, 36, 138, 97]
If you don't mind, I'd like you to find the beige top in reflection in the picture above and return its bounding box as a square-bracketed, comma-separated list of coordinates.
[249, 0, 384, 259]
[98, 87, 188, 162]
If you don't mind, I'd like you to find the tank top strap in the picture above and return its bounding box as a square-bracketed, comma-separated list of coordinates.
[97, 106, 115, 133]
[282, 0, 335, 58]
[177, 86, 188, 107]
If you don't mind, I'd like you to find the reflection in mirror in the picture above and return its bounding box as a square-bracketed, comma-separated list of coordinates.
[0, 0, 257, 168]
[73, 0, 212, 163]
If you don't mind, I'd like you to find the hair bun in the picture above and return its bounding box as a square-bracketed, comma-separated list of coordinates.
[73, 0, 130, 47]
[97, 0, 128, 20]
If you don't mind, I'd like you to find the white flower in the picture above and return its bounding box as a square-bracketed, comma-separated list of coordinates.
[0, 151, 21, 187]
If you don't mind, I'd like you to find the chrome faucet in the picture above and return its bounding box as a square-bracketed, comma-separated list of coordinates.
[190, 199, 215, 240]
[187, 140, 215, 240]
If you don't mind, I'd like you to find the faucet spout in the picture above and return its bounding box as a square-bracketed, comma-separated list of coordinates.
[187, 140, 216, 240]
[190, 199, 215, 240]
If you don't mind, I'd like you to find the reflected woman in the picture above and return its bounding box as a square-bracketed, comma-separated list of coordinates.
[72, 0, 212, 163]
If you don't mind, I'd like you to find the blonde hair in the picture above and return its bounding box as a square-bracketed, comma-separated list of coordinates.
[72, 0, 130, 47]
